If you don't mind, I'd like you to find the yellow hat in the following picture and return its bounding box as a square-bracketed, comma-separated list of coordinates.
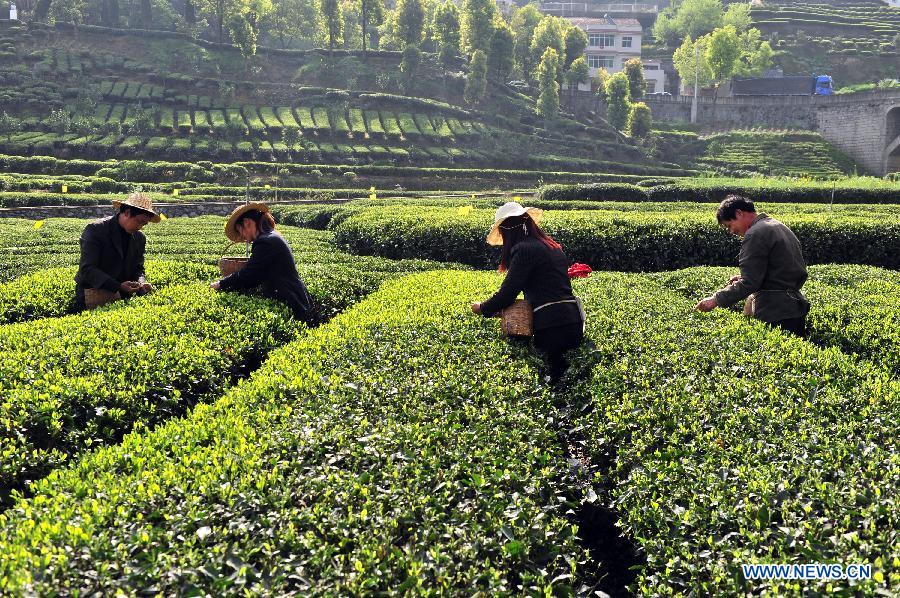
[486, 201, 543, 246]
[225, 202, 269, 243]
[112, 192, 161, 223]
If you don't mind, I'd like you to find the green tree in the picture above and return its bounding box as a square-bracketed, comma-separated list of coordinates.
[652, 12, 680, 46]
[46, 108, 72, 134]
[50, 0, 87, 24]
[400, 43, 421, 93]
[563, 24, 587, 69]
[734, 27, 774, 77]
[673, 35, 713, 91]
[705, 24, 741, 99]
[623, 56, 645, 99]
[433, 0, 461, 71]
[510, 3, 542, 79]
[0, 112, 22, 142]
[487, 19, 514, 82]
[228, 0, 273, 59]
[674, 0, 723, 39]
[627, 101, 652, 137]
[262, 0, 319, 48]
[536, 46, 559, 121]
[529, 15, 564, 81]
[722, 2, 752, 33]
[464, 49, 487, 104]
[357, 0, 385, 54]
[395, 0, 424, 46]
[342, 0, 363, 49]
[461, 0, 496, 56]
[320, 0, 344, 53]
[605, 71, 631, 131]
[564, 55, 589, 90]
[594, 67, 611, 102]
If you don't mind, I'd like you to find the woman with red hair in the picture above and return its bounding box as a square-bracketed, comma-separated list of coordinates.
[471, 202, 585, 382]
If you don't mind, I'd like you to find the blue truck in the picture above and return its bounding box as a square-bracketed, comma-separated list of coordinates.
[732, 75, 834, 96]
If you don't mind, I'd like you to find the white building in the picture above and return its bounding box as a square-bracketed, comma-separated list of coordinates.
[882, 0, 900, 8]
[565, 16, 666, 95]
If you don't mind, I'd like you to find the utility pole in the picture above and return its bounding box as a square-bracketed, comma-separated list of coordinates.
[691, 42, 699, 124]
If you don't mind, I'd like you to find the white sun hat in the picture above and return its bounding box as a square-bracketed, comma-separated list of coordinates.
[486, 201, 543, 246]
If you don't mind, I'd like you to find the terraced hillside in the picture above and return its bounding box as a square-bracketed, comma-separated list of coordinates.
[752, 0, 900, 85]
[0, 22, 681, 178]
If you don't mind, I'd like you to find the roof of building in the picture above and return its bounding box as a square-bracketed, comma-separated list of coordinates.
[565, 17, 643, 30]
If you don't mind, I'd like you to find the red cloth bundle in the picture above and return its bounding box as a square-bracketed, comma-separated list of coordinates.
[568, 263, 592, 279]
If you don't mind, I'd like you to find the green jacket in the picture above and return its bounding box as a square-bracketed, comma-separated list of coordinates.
[714, 213, 809, 323]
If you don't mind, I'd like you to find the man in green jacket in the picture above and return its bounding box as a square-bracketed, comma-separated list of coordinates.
[695, 195, 810, 336]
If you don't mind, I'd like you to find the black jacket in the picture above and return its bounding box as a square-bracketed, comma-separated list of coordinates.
[74, 215, 146, 308]
[480, 237, 582, 331]
[219, 230, 312, 319]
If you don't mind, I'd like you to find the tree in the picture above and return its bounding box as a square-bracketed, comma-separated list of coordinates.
[673, 0, 723, 39]
[723, 2, 752, 33]
[395, 0, 424, 47]
[605, 71, 631, 130]
[357, 0, 385, 54]
[536, 46, 559, 121]
[433, 0, 461, 71]
[100, 0, 120, 27]
[262, 0, 319, 48]
[673, 35, 713, 91]
[652, 12, 679, 47]
[733, 27, 774, 77]
[0, 112, 22, 142]
[564, 55, 589, 91]
[622, 56, 645, 99]
[46, 108, 72, 134]
[50, 0, 86, 24]
[510, 3, 541, 79]
[487, 19, 514, 82]
[400, 44, 421, 93]
[705, 24, 741, 99]
[529, 15, 564, 81]
[594, 67, 610, 102]
[320, 0, 343, 53]
[342, 0, 363, 49]
[627, 101, 651, 137]
[563, 25, 587, 69]
[228, 0, 273, 59]
[461, 0, 496, 56]
[464, 49, 487, 104]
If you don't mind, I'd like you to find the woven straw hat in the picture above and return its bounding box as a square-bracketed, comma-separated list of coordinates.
[486, 201, 543, 246]
[225, 202, 269, 243]
[112, 192, 161, 223]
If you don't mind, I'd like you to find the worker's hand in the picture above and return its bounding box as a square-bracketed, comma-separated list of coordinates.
[210, 281, 221, 291]
[729, 275, 742, 284]
[694, 297, 718, 312]
[119, 281, 140, 295]
[470, 302, 482, 315]
[138, 282, 154, 294]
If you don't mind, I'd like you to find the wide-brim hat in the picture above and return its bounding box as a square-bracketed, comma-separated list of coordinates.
[225, 202, 269, 243]
[112, 192, 161, 223]
[486, 201, 543, 246]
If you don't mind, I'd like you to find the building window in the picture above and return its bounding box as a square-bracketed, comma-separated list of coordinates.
[587, 55, 615, 69]
[646, 81, 656, 93]
[644, 64, 659, 71]
[588, 33, 615, 47]
[621, 36, 632, 48]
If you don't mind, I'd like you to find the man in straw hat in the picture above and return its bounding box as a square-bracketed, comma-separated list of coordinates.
[75, 192, 160, 310]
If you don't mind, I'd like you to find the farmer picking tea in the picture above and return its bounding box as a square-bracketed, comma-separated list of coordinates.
[695, 195, 811, 337]
[211, 202, 313, 321]
[75, 192, 159, 310]
[471, 201, 585, 383]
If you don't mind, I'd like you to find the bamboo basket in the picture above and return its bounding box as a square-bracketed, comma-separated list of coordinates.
[501, 299, 533, 337]
[218, 256, 249, 276]
[218, 241, 250, 276]
[85, 288, 121, 310]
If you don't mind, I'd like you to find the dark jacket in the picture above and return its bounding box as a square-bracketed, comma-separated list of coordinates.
[74, 215, 146, 308]
[480, 236, 582, 331]
[218, 230, 312, 320]
[714, 213, 809, 323]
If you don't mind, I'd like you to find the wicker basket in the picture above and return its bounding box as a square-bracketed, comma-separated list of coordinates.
[218, 256, 249, 276]
[85, 288, 121, 310]
[501, 299, 533, 337]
